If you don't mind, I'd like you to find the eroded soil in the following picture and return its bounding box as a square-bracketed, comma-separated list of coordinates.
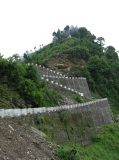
[0, 118, 57, 160]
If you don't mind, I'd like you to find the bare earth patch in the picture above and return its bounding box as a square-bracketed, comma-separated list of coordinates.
[0, 118, 56, 160]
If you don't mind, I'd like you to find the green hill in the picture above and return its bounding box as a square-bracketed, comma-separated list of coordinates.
[23, 26, 119, 115]
[1, 25, 119, 159]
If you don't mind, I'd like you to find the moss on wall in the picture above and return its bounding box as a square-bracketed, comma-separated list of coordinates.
[11, 109, 101, 146]
[9, 97, 114, 146]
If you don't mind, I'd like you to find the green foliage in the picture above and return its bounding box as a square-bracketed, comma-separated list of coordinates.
[88, 55, 110, 83]
[24, 25, 100, 64]
[70, 94, 85, 103]
[70, 25, 79, 38]
[90, 91, 102, 100]
[78, 27, 91, 39]
[96, 37, 105, 46]
[24, 37, 79, 64]
[105, 46, 118, 62]
[55, 147, 77, 160]
[7, 54, 21, 62]
[87, 55, 119, 109]
[35, 117, 44, 125]
[18, 79, 62, 107]
[52, 26, 96, 43]
[2, 24, 119, 114]
[69, 66, 95, 91]
[55, 123, 119, 160]
[0, 84, 26, 109]
[59, 111, 70, 124]
[69, 49, 119, 111]
[92, 134, 104, 142]
[80, 39, 104, 57]
[67, 45, 90, 60]
[0, 59, 61, 108]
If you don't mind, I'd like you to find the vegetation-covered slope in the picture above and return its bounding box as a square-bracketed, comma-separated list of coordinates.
[55, 122, 119, 160]
[0, 58, 62, 108]
[1, 25, 119, 159]
[23, 25, 119, 115]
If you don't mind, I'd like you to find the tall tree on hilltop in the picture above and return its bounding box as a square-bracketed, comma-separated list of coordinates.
[23, 53, 29, 62]
[70, 25, 79, 38]
[64, 25, 70, 31]
[52, 31, 57, 42]
[78, 27, 89, 39]
[56, 29, 62, 40]
[96, 37, 105, 46]
[52, 31, 57, 37]
[64, 25, 70, 38]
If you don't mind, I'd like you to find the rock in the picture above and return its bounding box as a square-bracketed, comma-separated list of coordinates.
[57, 64, 67, 69]
[30, 126, 46, 137]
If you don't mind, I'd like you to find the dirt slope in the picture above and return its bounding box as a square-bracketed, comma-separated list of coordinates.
[0, 118, 56, 160]
[45, 53, 87, 74]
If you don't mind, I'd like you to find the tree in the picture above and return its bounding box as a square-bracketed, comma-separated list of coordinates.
[52, 31, 57, 37]
[23, 53, 28, 62]
[105, 45, 115, 52]
[105, 46, 118, 61]
[78, 27, 89, 39]
[64, 25, 69, 31]
[96, 37, 105, 46]
[52, 36, 58, 42]
[0, 53, 4, 59]
[26, 50, 29, 54]
[8, 54, 21, 62]
[88, 55, 110, 83]
[52, 31, 58, 42]
[64, 25, 70, 38]
[56, 29, 61, 41]
[70, 25, 79, 38]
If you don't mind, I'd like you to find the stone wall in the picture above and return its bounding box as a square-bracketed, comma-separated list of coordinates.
[5, 98, 113, 146]
[0, 98, 114, 126]
[34, 64, 92, 99]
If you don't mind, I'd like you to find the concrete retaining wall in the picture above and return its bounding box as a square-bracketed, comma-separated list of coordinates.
[33, 64, 92, 99]
[0, 98, 114, 126]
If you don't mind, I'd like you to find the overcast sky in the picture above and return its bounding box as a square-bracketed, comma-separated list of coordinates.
[0, 0, 119, 58]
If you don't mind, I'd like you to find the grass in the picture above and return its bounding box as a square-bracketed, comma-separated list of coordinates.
[0, 84, 26, 109]
[70, 94, 87, 103]
[55, 122, 119, 160]
[90, 91, 102, 100]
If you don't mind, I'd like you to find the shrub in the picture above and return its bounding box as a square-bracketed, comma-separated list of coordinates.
[93, 134, 104, 142]
[36, 117, 44, 125]
[55, 148, 77, 160]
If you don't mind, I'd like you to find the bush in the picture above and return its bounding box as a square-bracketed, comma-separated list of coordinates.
[59, 111, 71, 125]
[55, 148, 77, 160]
[93, 134, 104, 142]
[71, 94, 84, 103]
[36, 117, 44, 125]
[0, 59, 60, 108]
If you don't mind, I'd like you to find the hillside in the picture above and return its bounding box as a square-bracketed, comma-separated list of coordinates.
[24, 26, 119, 115]
[0, 118, 57, 160]
[1, 25, 119, 159]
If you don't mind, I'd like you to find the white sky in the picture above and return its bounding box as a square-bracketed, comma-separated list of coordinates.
[0, 0, 119, 58]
